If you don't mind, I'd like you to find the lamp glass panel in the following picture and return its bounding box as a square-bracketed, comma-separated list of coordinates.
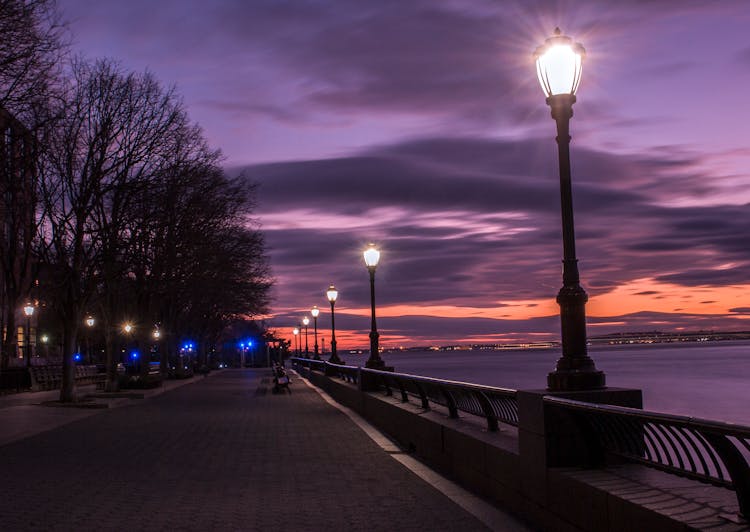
[536, 43, 583, 97]
[326, 286, 338, 302]
[363, 247, 380, 267]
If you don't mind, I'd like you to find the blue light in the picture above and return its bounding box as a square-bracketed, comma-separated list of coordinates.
[130, 351, 139, 360]
[247, 340, 253, 347]
[239, 342, 245, 348]
[73, 353, 82, 362]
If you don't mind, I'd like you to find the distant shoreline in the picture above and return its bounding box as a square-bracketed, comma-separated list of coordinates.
[373, 331, 750, 354]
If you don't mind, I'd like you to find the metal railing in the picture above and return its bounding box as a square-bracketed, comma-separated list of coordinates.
[363, 368, 518, 431]
[291, 357, 326, 373]
[545, 396, 750, 517]
[291, 357, 518, 431]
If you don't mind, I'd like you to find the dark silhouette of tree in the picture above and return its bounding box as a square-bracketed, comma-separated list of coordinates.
[38, 59, 186, 400]
[37, 57, 273, 400]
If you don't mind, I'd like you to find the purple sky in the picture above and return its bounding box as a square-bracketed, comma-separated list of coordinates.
[58, 0, 750, 348]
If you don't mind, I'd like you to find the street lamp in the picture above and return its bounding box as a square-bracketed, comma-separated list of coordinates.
[23, 302, 34, 367]
[311, 306, 320, 359]
[122, 322, 133, 365]
[326, 284, 343, 364]
[85, 316, 95, 364]
[302, 316, 310, 357]
[534, 28, 604, 391]
[292, 327, 300, 357]
[363, 244, 385, 368]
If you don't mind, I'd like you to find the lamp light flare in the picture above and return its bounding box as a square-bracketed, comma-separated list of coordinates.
[326, 284, 338, 303]
[534, 28, 585, 98]
[302, 316, 310, 326]
[85, 316, 95, 327]
[311, 306, 320, 318]
[23, 303, 35, 317]
[363, 244, 380, 269]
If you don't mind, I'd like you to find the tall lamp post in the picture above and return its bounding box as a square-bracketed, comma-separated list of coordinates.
[534, 28, 604, 391]
[292, 327, 300, 356]
[122, 322, 133, 365]
[23, 302, 34, 368]
[363, 244, 385, 369]
[302, 316, 310, 357]
[326, 284, 343, 365]
[311, 306, 320, 359]
[85, 316, 95, 364]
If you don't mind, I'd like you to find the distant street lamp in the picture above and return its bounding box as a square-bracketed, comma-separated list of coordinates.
[311, 306, 320, 359]
[153, 329, 161, 340]
[363, 244, 385, 369]
[122, 322, 133, 364]
[23, 302, 34, 367]
[302, 316, 310, 357]
[85, 316, 95, 364]
[292, 327, 300, 356]
[534, 28, 604, 391]
[41, 334, 49, 358]
[326, 285, 343, 364]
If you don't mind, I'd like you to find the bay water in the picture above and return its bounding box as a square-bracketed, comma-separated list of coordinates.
[344, 341, 750, 425]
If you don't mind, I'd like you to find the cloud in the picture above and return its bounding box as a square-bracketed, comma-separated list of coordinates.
[234, 133, 750, 345]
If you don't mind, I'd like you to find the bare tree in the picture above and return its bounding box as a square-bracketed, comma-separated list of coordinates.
[0, 0, 65, 117]
[38, 58, 184, 400]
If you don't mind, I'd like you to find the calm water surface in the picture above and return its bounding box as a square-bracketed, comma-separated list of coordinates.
[344, 341, 750, 425]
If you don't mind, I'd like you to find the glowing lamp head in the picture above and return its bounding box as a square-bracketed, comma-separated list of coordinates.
[311, 306, 320, 318]
[363, 244, 380, 269]
[123, 323, 133, 334]
[293, 327, 299, 336]
[534, 28, 585, 98]
[153, 329, 161, 339]
[302, 316, 310, 326]
[41, 335, 49, 343]
[326, 284, 338, 304]
[23, 303, 35, 317]
[85, 316, 95, 327]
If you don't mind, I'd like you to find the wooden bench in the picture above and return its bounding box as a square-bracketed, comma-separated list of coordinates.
[30, 365, 106, 391]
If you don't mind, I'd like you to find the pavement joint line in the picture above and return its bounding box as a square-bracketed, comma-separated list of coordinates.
[292, 369, 533, 532]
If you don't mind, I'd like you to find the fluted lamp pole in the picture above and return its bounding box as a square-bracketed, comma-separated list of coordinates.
[292, 327, 300, 357]
[534, 28, 604, 391]
[85, 316, 95, 364]
[302, 316, 310, 357]
[363, 244, 385, 369]
[311, 306, 320, 359]
[23, 303, 35, 368]
[326, 284, 343, 365]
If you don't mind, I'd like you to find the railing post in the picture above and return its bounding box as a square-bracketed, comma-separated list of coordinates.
[701, 431, 750, 517]
[473, 391, 499, 432]
[441, 387, 459, 419]
[414, 382, 429, 410]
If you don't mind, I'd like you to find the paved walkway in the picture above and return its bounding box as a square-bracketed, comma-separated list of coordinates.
[0, 369, 530, 531]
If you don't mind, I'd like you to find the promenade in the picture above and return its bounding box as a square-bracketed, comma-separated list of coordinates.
[0, 369, 529, 531]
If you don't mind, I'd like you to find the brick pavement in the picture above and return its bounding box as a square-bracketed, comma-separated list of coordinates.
[0, 369, 510, 531]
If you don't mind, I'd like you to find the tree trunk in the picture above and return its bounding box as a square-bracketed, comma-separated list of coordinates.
[59, 315, 77, 402]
